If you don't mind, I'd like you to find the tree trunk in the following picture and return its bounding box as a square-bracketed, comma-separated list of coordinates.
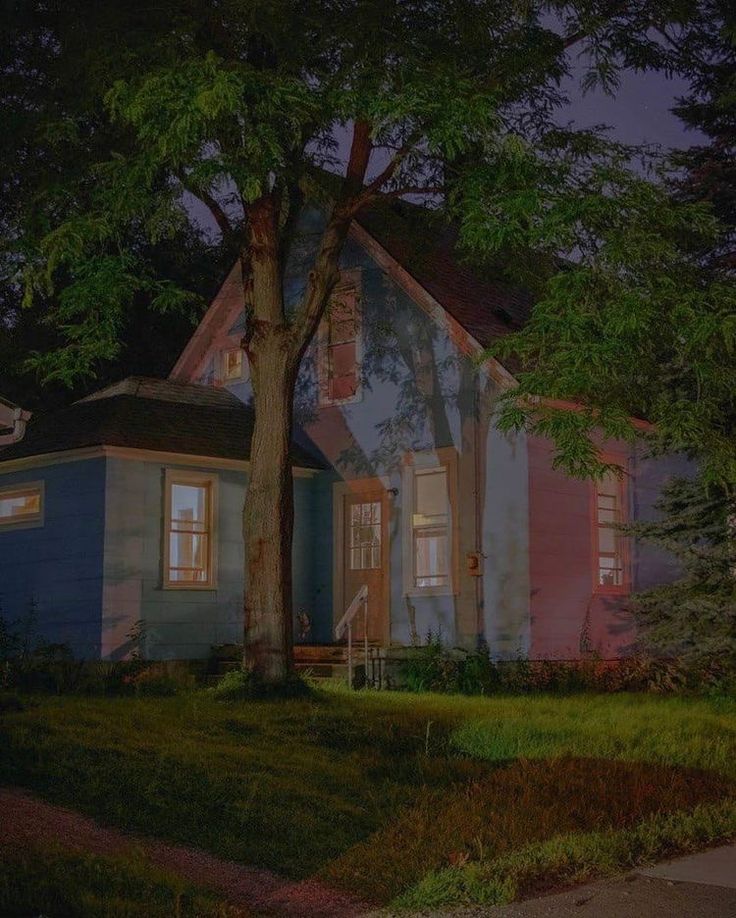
[242, 324, 299, 682]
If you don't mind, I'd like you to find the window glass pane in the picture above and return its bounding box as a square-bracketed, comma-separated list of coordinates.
[349, 501, 381, 570]
[223, 348, 242, 380]
[598, 526, 617, 553]
[329, 341, 358, 400]
[415, 528, 449, 587]
[171, 484, 207, 528]
[0, 491, 41, 520]
[414, 468, 448, 522]
[169, 532, 209, 582]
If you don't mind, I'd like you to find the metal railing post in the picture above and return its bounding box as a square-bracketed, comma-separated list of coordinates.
[363, 592, 369, 688]
[347, 621, 353, 689]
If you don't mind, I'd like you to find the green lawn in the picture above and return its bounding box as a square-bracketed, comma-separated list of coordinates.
[2, 687, 736, 911]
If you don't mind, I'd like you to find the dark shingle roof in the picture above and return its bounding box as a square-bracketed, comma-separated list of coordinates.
[0, 377, 326, 469]
[355, 199, 533, 349]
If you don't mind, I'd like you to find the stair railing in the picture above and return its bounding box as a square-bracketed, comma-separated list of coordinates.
[334, 584, 368, 688]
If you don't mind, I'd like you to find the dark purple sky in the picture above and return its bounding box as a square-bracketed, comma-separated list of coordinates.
[562, 69, 701, 149]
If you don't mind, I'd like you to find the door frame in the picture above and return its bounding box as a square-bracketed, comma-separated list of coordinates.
[332, 477, 391, 645]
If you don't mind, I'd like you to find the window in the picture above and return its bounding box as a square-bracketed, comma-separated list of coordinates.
[594, 468, 628, 591]
[0, 482, 43, 528]
[163, 471, 217, 588]
[319, 281, 361, 405]
[222, 347, 243, 382]
[349, 501, 381, 570]
[404, 451, 457, 594]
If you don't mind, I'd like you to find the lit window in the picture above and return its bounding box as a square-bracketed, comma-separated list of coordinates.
[412, 467, 450, 590]
[222, 347, 243, 381]
[0, 483, 43, 527]
[319, 284, 360, 405]
[594, 469, 627, 590]
[164, 472, 216, 588]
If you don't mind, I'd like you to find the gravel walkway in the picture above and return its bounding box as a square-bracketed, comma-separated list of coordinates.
[0, 787, 370, 917]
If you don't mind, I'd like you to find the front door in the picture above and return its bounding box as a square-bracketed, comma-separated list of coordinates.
[340, 485, 389, 643]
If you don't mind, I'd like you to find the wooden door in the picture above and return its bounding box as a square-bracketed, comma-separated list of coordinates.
[341, 486, 388, 643]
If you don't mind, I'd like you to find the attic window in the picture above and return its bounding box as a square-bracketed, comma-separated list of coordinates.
[0, 482, 44, 528]
[318, 279, 361, 406]
[222, 347, 243, 382]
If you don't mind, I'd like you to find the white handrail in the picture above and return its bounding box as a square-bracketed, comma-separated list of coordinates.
[334, 584, 369, 689]
[334, 584, 368, 640]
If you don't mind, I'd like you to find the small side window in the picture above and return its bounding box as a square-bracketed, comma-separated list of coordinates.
[222, 347, 244, 382]
[593, 467, 628, 592]
[0, 482, 44, 528]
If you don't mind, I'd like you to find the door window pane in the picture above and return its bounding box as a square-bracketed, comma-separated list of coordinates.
[349, 500, 381, 570]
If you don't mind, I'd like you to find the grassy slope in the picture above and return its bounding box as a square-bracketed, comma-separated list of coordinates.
[1, 688, 735, 909]
[0, 843, 245, 918]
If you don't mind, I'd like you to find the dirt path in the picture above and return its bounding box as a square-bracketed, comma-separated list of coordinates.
[0, 787, 371, 917]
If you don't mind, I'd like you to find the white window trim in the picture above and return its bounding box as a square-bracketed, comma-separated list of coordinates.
[402, 449, 459, 597]
[0, 480, 45, 531]
[318, 269, 363, 408]
[162, 469, 218, 590]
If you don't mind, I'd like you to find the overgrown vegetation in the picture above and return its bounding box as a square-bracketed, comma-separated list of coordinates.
[1, 689, 735, 909]
[401, 633, 736, 697]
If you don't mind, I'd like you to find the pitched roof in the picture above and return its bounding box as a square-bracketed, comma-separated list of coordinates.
[0, 377, 327, 469]
[354, 198, 533, 349]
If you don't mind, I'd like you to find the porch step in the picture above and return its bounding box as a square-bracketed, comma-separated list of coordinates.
[293, 642, 380, 667]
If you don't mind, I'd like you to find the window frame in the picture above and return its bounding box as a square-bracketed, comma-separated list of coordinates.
[402, 448, 459, 597]
[0, 480, 45, 530]
[591, 459, 630, 595]
[162, 469, 218, 590]
[317, 270, 363, 408]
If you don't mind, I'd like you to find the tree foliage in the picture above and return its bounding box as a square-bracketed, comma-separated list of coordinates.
[629, 477, 736, 664]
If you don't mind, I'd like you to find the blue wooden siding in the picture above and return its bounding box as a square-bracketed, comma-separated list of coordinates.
[0, 459, 106, 658]
[101, 455, 325, 660]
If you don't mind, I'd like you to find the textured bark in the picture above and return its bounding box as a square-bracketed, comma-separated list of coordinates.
[243, 324, 299, 682]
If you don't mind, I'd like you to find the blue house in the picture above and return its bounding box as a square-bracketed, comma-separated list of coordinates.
[0, 201, 683, 663]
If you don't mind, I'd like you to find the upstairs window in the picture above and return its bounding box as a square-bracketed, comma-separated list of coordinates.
[163, 471, 217, 588]
[319, 280, 361, 405]
[222, 347, 244, 382]
[0, 482, 43, 528]
[594, 468, 628, 591]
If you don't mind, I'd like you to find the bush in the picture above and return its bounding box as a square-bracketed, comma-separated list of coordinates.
[401, 636, 736, 697]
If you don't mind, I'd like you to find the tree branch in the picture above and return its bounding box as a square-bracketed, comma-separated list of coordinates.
[175, 170, 234, 240]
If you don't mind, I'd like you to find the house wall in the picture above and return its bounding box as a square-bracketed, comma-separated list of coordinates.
[101, 455, 324, 660]
[528, 437, 689, 660]
[183, 207, 531, 653]
[0, 459, 106, 657]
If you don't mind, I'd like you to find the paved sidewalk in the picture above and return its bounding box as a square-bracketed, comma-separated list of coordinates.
[440, 845, 736, 917]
